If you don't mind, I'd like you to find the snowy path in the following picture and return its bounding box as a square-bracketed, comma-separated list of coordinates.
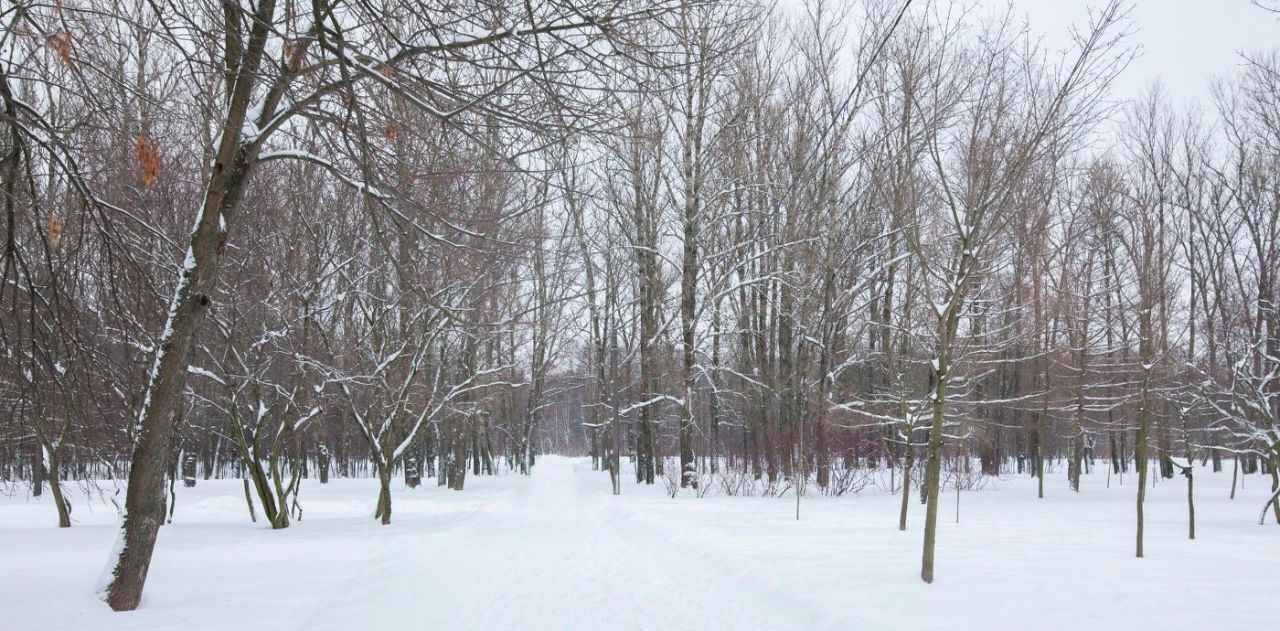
[299, 457, 812, 630]
[2, 456, 1277, 630]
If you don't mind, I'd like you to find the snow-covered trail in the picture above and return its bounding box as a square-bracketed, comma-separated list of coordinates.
[300, 457, 813, 630]
[2, 457, 1277, 630]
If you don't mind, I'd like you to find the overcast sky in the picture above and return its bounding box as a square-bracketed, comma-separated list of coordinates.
[988, 0, 1279, 107]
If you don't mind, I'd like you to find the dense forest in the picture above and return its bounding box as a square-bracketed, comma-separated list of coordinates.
[1, 0, 1278, 611]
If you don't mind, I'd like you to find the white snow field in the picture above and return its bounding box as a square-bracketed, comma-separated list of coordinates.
[2, 457, 1276, 630]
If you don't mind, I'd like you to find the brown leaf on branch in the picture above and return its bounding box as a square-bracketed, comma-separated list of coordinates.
[135, 134, 160, 188]
[47, 30, 73, 66]
[47, 214, 62, 250]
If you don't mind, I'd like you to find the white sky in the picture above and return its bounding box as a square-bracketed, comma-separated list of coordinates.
[992, 0, 1279, 107]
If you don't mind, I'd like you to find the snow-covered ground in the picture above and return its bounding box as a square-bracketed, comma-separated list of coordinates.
[2, 457, 1275, 630]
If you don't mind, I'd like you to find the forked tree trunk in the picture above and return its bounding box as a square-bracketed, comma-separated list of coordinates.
[374, 467, 392, 525]
[246, 458, 281, 528]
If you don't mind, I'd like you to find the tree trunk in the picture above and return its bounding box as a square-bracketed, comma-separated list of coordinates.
[1271, 463, 1280, 524]
[182, 449, 198, 488]
[899, 441, 912, 531]
[102, 259, 216, 610]
[1135, 364, 1152, 558]
[405, 455, 420, 489]
[374, 467, 392, 525]
[101, 0, 281, 605]
[921, 364, 948, 583]
[1185, 466, 1195, 539]
[31, 440, 45, 497]
[1068, 431, 1082, 492]
[241, 477, 257, 523]
[46, 447, 71, 528]
[318, 446, 330, 484]
[449, 421, 469, 491]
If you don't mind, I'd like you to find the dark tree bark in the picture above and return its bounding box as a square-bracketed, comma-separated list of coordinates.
[102, 0, 279, 608]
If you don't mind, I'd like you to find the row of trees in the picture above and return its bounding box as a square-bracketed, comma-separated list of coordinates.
[1, 0, 1277, 610]
[564, 0, 1280, 579]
